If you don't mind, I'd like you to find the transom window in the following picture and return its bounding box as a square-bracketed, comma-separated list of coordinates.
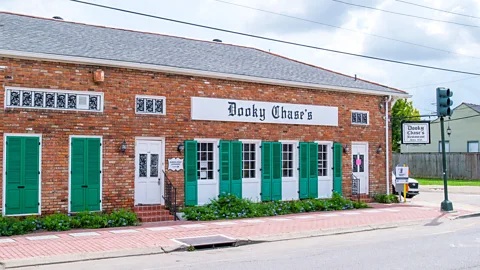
[242, 143, 256, 179]
[318, 144, 328, 176]
[5, 87, 103, 112]
[197, 142, 214, 180]
[282, 144, 294, 177]
[136, 95, 166, 115]
[352, 111, 369, 125]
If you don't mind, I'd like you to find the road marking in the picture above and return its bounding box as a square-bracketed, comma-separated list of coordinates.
[270, 218, 292, 221]
[180, 224, 207, 228]
[431, 230, 454, 235]
[0, 238, 15, 243]
[109, 229, 139, 234]
[295, 215, 315, 219]
[319, 214, 339, 217]
[26, 235, 60, 241]
[146, 227, 175, 231]
[341, 212, 360, 215]
[69, 232, 100, 237]
[212, 222, 237, 226]
[241, 220, 265, 223]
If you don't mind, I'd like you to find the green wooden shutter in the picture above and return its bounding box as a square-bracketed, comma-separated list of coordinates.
[231, 141, 243, 198]
[271, 142, 282, 201]
[23, 137, 40, 214]
[299, 142, 309, 199]
[333, 142, 343, 196]
[261, 142, 272, 201]
[71, 138, 86, 212]
[85, 138, 101, 211]
[308, 142, 318, 199]
[184, 140, 198, 206]
[5, 136, 40, 215]
[219, 140, 231, 196]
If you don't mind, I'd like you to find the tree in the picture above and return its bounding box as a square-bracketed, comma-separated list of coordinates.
[391, 99, 420, 152]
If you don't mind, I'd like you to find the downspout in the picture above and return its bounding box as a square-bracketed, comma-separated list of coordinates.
[385, 95, 392, 195]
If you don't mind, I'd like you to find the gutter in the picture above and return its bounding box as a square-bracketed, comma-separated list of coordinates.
[0, 49, 411, 98]
[385, 95, 392, 195]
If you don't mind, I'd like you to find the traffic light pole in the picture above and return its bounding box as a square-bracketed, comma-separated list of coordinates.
[440, 116, 453, 212]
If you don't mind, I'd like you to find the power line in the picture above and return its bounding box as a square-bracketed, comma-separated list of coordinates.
[332, 0, 479, 28]
[430, 114, 480, 124]
[402, 76, 480, 89]
[395, 0, 480, 20]
[213, 0, 480, 60]
[70, 0, 480, 76]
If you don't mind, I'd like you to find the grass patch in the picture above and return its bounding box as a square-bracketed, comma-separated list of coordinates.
[183, 193, 370, 221]
[416, 178, 480, 186]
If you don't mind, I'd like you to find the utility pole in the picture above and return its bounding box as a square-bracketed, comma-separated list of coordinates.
[436, 87, 453, 212]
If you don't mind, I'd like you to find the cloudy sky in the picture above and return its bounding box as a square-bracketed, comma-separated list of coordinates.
[2, 0, 480, 115]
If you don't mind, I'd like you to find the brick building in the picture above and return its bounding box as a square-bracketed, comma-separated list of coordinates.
[0, 12, 408, 220]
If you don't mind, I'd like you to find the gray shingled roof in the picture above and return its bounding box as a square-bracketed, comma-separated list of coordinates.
[465, 103, 480, 114]
[0, 12, 405, 95]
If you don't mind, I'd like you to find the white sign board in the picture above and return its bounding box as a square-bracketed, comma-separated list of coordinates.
[168, 158, 183, 171]
[402, 121, 430, 144]
[191, 97, 338, 126]
[395, 166, 409, 184]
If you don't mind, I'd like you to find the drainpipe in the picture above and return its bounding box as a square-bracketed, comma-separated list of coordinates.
[385, 95, 392, 195]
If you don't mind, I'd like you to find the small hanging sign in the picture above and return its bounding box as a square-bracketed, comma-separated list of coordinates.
[168, 158, 183, 171]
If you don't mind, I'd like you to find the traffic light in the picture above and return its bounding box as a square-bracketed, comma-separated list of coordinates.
[436, 87, 453, 117]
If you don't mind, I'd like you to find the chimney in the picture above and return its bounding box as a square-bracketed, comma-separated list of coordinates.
[212, 39, 222, 43]
[52, 16, 64, 20]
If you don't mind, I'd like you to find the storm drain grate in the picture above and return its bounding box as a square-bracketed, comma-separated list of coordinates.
[173, 235, 237, 249]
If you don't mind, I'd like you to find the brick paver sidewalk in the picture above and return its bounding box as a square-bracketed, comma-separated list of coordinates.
[0, 204, 468, 262]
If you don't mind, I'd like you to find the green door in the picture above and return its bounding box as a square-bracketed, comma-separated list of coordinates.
[70, 137, 101, 212]
[184, 140, 198, 206]
[333, 142, 343, 196]
[5, 136, 40, 215]
[299, 142, 319, 199]
[219, 140, 243, 198]
[261, 142, 282, 201]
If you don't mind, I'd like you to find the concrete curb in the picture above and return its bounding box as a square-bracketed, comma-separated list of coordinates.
[1, 245, 185, 269]
[452, 212, 480, 220]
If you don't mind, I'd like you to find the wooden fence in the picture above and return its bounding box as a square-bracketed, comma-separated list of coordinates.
[393, 153, 480, 180]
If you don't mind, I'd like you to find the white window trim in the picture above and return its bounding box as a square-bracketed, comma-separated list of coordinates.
[315, 141, 333, 179]
[438, 141, 450, 153]
[5, 86, 104, 112]
[467, 141, 479, 153]
[279, 140, 299, 183]
[351, 110, 369, 125]
[135, 95, 166, 115]
[195, 138, 219, 186]
[3, 133, 42, 216]
[239, 139, 261, 184]
[68, 135, 103, 213]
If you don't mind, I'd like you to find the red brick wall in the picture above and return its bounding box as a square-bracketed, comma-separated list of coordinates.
[0, 57, 391, 214]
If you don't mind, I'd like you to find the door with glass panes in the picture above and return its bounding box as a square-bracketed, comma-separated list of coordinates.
[352, 143, 368, 194]
[135, 140, 163, 205]
[316, 142, 333, 198]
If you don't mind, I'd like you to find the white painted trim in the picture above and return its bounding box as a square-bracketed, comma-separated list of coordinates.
[134, 137, 166, 205]
[4, 86, 104, 113]
[239, 140, 261, 184]
[351, 142, 369, 194]
[195, 138, 220, 186]
[278, 141, 299, 182]
[315, 141, 334, 179]
[0, 49, 410, 98]
[135, 95, 166, 115]
[68, 135, 103, 213]
[3, 133, 42, 216]
[351, 110, 370, 125]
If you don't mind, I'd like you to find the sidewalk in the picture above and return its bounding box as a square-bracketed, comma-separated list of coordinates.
[0, 204, 470, 268]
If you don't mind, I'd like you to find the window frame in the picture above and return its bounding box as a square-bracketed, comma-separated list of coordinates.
[194, 138, 219, 186]
[135, 95, 166, 115]
[351, 110, 369, 125]
[467, 141, 479, 153]
[279, 140, 299, 182]
[239, 139, 261, 183]
[5, 86, 104, 112]
[315, 141, 333, 179]
[438, 140, 450, 153]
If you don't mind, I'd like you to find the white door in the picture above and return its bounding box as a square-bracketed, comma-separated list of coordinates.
[280, 141, 299, 201]
[241, 141, 261, 202]
[316, 142, 333, 198]
[135, 140, 163, 205]
[352, 143, 368, 194]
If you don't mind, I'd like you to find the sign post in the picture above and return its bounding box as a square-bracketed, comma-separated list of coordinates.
[395, 166, 409, 203]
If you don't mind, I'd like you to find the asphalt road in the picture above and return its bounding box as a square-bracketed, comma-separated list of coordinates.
[412, 189, 480, 212]
[17, 217, 480, 270]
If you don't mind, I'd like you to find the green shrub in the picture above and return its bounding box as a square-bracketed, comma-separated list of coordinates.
[42, 213, 72, 231]
[107, 209, 139, 227]
[353, 201, 370, 209]
[183, 193, 370, 221]
[374, 194, 400, 204]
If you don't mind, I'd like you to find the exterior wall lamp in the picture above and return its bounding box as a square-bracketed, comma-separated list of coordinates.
[447, 125, 452, 137]
[376, 144, 383, 154]
[343, 144, 349, 154]
[177, 143, 184, 153]
[120, 140, 127, 154]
